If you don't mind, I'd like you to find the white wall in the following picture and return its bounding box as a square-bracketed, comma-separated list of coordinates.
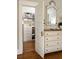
[56, 0, 62, 22]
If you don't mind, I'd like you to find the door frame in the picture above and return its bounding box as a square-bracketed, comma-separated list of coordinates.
[17, 0, 38, 55]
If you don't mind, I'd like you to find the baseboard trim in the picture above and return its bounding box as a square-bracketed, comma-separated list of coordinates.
[17, 49, 23, 55]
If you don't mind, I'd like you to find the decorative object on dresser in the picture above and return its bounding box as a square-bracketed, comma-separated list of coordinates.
[58, 22, 62, 29]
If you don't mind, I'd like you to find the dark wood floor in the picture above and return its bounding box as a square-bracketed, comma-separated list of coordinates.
[17, 40, 62, 59]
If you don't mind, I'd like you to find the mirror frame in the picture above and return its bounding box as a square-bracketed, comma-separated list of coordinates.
[46, 1, 57, 26]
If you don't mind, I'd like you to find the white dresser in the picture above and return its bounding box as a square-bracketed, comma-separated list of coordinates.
[35, 29, 62, 58]
[44, 30, 62, 54]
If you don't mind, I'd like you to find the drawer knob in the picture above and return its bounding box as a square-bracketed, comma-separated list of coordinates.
[57, 48, 59, 50]
[57, 37, 59, 39]
[57, 42, 59, 44]
[46, 44, 48, 46]
[46, 50, 48, 51]
[46, 38, 48, 40]
[57, 33, 59, 35]
[47, 33, 48, 35]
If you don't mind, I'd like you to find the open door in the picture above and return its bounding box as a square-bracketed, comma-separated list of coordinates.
[35, 1, 45, 58]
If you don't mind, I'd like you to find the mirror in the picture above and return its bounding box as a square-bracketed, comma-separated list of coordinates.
[47, 1, 56, 26]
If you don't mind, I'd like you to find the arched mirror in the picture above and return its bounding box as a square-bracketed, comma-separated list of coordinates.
[47, 1, 56, 28]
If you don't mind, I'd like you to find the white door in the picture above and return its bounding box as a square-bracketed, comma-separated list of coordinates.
[35, 1, 45, 58]
[24, 24, 32, 42]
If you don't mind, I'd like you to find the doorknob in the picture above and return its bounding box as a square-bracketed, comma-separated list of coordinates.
[41, 31, 44, 36]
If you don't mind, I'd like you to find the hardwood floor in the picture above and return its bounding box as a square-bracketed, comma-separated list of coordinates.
[23, 40, 35, 52]
[17, 40, 62, 59]
[45, 51, 62, 59]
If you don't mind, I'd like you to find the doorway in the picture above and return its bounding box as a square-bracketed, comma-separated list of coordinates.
[21, 3, 43, 59]
[22, 6, 35, 53]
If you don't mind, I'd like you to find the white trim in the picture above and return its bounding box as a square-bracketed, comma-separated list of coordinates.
[17, 49, 23, 55]
[22, 1, 38, 7]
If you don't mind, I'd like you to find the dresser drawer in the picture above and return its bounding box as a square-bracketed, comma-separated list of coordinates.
[45, 45, 62, 54]
[45, 36, 62, 41]
[45, 41, 62, 48]
[45, 31, 62, 36]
